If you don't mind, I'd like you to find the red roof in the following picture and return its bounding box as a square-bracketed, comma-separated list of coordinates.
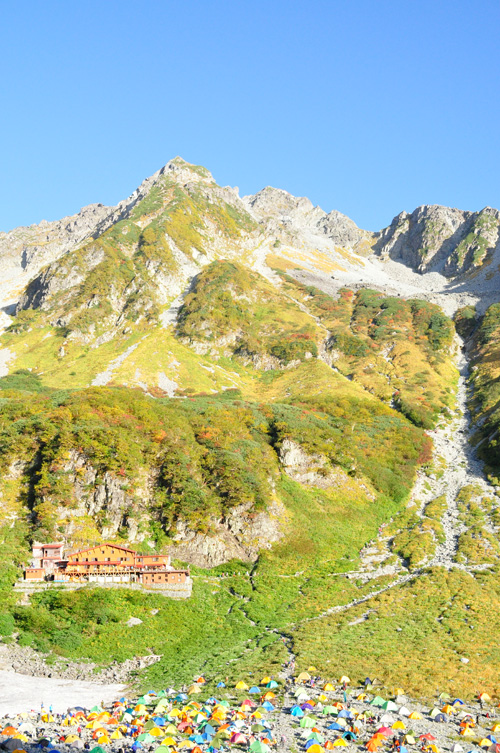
[68, 543, 137, 557]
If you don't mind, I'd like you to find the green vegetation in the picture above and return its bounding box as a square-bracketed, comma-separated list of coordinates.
[454, 305, 477, 339]
[274, 275, 456, 429]
[177, 261, 320, 365]
[448, 212, 499, 273]
[468, 303, 500, 480]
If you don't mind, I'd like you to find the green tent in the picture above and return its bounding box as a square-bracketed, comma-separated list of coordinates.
[250, 742, 271, 753]
[300, 716, 316, 728]
[322, 705, 338, 715]
[308, 732, 325, 743]
[382, 701, 399, 711]
[137, 733, 155, 743]
[370, 696, 386, 707]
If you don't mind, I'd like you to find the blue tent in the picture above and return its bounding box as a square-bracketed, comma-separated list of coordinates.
[343, 732, 357, 741]
[305, 740, 318, 750]
[434, 714, 447, 723]
[175, 693, 188, 702]
[249, 686, 261, 694]
[266, 681, 278, 689]
[153, 717, 166, 725]
[217, 681, 226, 688]
[291, 706, 304, 717]
[327, 723, 344, 731]
[338, 710, 354, 718]
[262, 702, 274, 711]
[189, 735, 205, 744]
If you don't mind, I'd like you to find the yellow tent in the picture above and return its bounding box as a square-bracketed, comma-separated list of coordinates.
[135, 705, 147, 714]
[162, 738, 178, 747]
[235, 681, 249, 690]
[111, 730, 124, 740]
[149, 727, 164, 737]
[187, 685, 202, 695]
[324, 683, 335, 691]
[442, 705, 454, 714]
[357, 694, 368, 701]
[168, 710, 181, 718]
[263, 692, 275, 700]
[261, 677, 271, 684]
[97, 735, 111, 744]
[479, 740, 492, 749]
[319, 695, 328, 703]
[409, 712, 423, 720]
[307, 745, 323, 753]
[392, 722, 405, 730]
[340, 676, 350, 683]
[65, 736, 80, 743]
[460, 729, 475, 738]
[492, 724, 500, 733]
[164, 725, 178, 735]
[333, 739, 348, 747]
[178, 741, 196, 750]
[308, 666, 317, 672]
[479, 693, 491, 702]
[297, 672, 311, 683]
[41, 714, 55, 723]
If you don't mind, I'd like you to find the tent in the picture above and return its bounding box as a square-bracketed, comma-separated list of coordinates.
[300, 717, 317, 729]
[249, 742, 271, 753]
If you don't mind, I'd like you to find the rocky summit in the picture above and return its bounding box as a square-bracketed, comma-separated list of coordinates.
[1, 158, 500, 700]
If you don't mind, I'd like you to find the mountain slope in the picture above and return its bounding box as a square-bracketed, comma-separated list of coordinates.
[1, 158, 500, 699]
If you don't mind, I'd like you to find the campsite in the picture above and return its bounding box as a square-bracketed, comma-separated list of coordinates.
[0, 663, 498, 753]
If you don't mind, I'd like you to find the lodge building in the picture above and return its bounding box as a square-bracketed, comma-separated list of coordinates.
[24, 542, 190, 589]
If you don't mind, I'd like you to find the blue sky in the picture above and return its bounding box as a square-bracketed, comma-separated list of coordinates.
[1, 0, 499, 232]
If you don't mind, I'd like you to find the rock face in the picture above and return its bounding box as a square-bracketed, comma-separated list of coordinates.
[279, 439, 374, 498]
[168, 498, 286, 568]
[373, 204, 500, 276]
[243, 186, 370, 250]
[32, 449, 286, 567]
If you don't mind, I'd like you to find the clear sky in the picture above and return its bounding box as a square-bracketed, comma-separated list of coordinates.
[1, 0, 500, 232]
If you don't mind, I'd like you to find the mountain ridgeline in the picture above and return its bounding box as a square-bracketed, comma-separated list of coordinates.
[1, 157, 500, 697]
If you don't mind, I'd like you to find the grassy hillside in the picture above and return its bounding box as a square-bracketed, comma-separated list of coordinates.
[469, 303, 500, 481]
[277, 274, 456, 429]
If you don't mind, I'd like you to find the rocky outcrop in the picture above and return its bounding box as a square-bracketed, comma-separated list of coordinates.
[243, 186, 370, 250]
[33, 450, 286, 567]
[168, 498, 286, 568]
[373, 204, 500, 276]
[279, 439, 375, 499]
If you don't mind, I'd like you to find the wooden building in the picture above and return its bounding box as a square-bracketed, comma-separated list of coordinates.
[24, 541, 190, 592]
[142, 569, 189, 586]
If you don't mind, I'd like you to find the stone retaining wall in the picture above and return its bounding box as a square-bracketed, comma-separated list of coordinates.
[14, 579, 192, 599]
